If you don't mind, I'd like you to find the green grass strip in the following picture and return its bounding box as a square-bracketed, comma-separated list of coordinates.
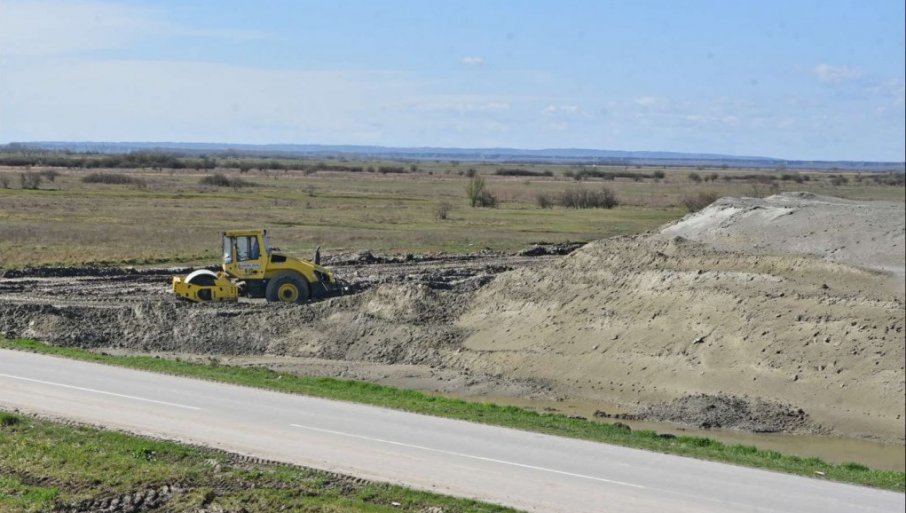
[0, 410, 521, 513]
[2, 338, 903, 492]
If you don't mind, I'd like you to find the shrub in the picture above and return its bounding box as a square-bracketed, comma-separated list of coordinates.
[495, 168, 553, 177]
[0, 412, 20, 427]
[199, 173, 255, 188]
[466, 176, 497, 207]
[688, 172, 702, 183]
[298, 162, 365, 174]
[535, 192, 555, 209]
[679, 191, 719, 212]
[574, 168, 659, 181]
[38, 169, 60, 182]
[722, 173, 776, 183]
[82, 173, 146, 187]
[476, 190, 498, 207]
[748, 182, 781, 198]
[780, 173, 806, 183]
[20, 172, 42, 190]
[559, 186, 618, 209]
[434, 201, 452, 220]
[869, 172, 905, 186]
[829, 175, 849, 186]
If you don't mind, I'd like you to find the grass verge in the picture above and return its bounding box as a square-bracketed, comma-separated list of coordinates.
[2, 338, 903, 492]
[0, 410, 520, 513]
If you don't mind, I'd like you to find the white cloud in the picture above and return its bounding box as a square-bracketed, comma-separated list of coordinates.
[0, 0, 266, 57]
[868, 79, 905, 107]
[543, 104, 578, 113]
[888, 79, 905, 102]
[402, 95, 512, 113]
[460, 56, 484, 66]
[0, 0, 147, 56]
[813, 64, 861, 83]
[0, 59, 409, 143]
[721, 116, 740, 127]
[633, 96, 664, 107]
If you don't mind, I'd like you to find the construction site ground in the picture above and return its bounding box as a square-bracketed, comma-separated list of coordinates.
[1, 193, 903, 470]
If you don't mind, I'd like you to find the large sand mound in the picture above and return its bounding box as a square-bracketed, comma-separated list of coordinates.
[459, 194, 905, 440]
[661, 192, 905, 282]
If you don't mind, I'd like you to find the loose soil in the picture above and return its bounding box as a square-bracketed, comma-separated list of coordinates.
[626, 393, 813, 433]
[1, 194, 903, 448]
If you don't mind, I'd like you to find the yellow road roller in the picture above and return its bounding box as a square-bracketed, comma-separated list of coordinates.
[173, 229, 344, 304]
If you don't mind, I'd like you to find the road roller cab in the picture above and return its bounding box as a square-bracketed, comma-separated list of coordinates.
[172, 229, 343, 304]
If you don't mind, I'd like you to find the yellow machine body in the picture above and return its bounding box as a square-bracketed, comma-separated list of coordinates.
[172, 270, 239, 302]
[172, 229, 342, 304]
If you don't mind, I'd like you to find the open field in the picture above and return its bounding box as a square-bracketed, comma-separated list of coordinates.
[0, 162, 901, 269]
[0, 409, 521, 513]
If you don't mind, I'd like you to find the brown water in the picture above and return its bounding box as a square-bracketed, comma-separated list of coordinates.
[462, 394, 906, 472]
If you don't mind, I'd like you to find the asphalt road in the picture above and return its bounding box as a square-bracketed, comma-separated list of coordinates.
[0, 349, 902, 513]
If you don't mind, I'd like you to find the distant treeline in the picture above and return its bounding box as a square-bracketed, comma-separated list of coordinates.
[0, 152, 219, 170]
[0, 151, 413, 175]
[1, 150, 903, 186]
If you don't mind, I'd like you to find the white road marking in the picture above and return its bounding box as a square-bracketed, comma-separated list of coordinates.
[0, 372, 203, 411]
[290, 423, 645, 489]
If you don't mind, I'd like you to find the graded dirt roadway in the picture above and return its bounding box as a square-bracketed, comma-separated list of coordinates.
[1, 349, 902, 513]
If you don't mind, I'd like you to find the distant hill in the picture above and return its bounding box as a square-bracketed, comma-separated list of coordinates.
[4, 141, 904, 172]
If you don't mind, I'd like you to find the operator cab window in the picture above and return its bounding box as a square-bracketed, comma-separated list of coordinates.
[236, 236, 260, 262]
[223, 236, 233, 264]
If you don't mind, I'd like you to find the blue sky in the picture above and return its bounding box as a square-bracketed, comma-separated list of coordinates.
[0, 1, 903, 161]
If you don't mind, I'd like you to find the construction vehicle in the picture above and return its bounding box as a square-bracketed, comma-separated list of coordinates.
[172, 229, 344, 304]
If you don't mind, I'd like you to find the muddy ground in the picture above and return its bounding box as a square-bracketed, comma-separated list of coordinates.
[0, 249, 575, 401]
[1, 193, 903, 444]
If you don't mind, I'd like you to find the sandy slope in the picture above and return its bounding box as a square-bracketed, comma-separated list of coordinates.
[661, 192, 905, 284]
[459, 194, 905, 440]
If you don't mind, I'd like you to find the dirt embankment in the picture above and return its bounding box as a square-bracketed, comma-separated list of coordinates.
[459, 234, 904, 440]
[0, 194, 903, 442]
[0, 251, 570, 400]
